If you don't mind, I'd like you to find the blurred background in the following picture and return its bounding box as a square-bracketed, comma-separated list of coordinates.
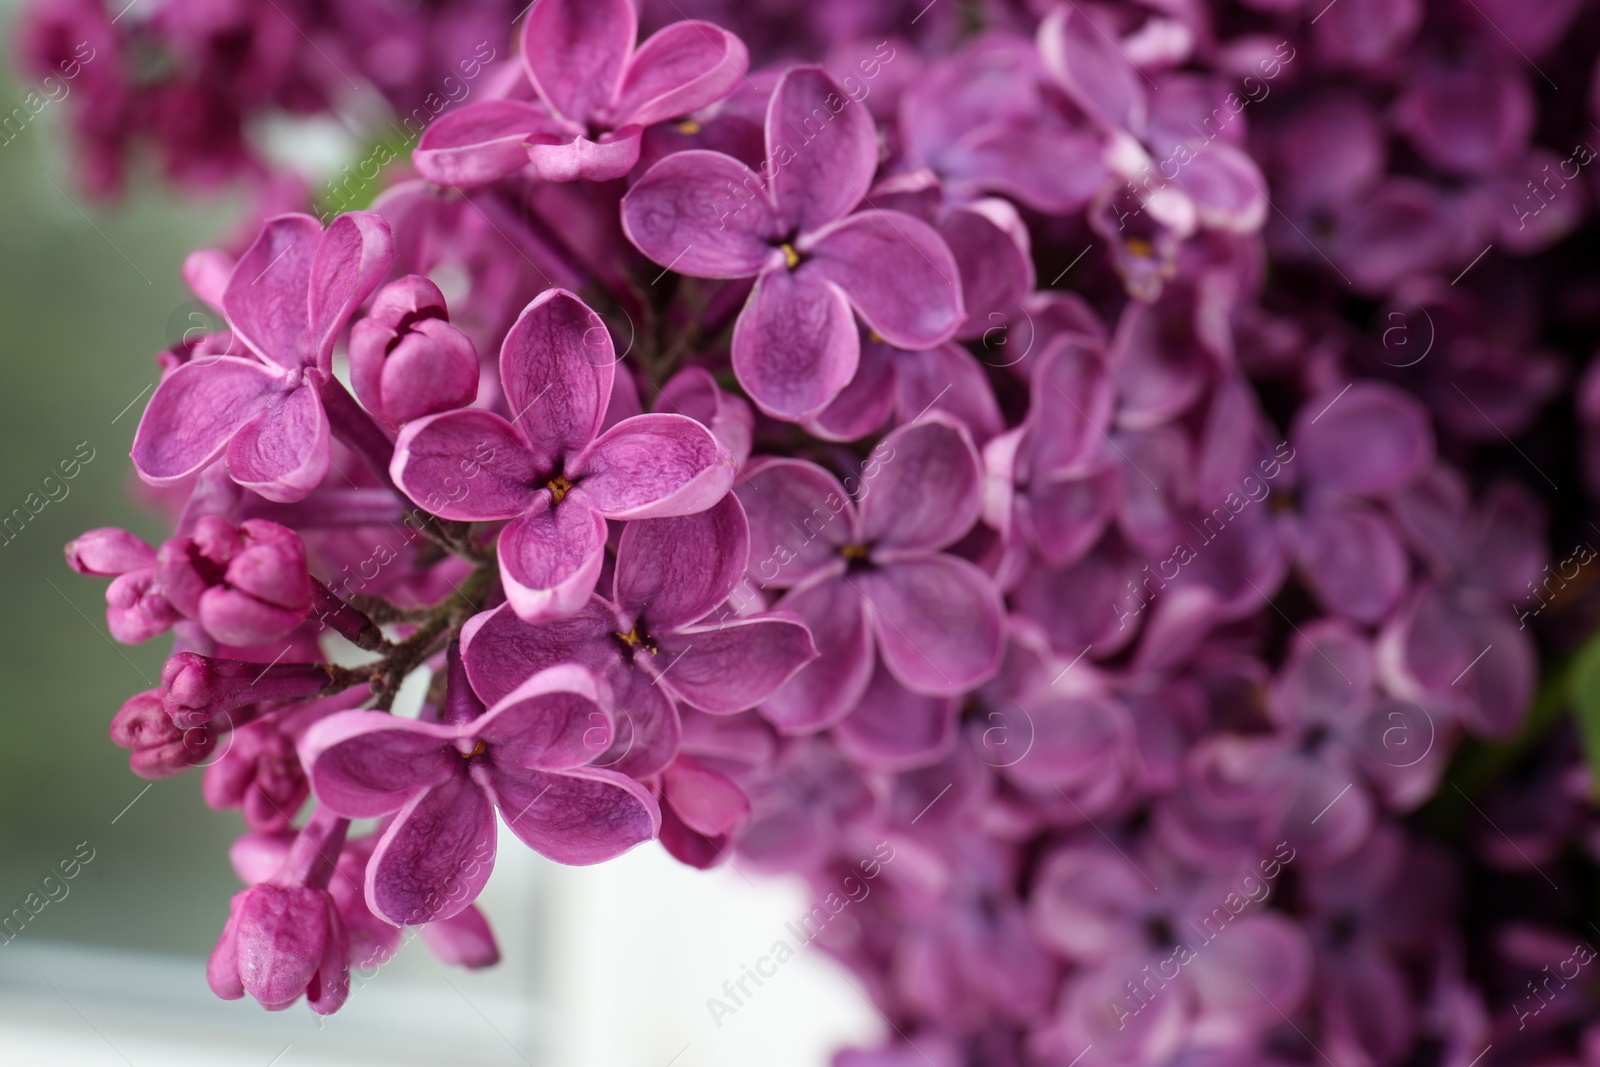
[0, 1, 878, 1061]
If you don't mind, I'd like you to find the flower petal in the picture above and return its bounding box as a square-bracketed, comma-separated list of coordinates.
[414, 100, 554, 186]
[527, 128, 643, 183]
[498, 500, 609, 624]
[1293, 382, 1435, 498]
[487, 766, 659, 864]
[858, 556, 1004, 695]
[833, 661, 958, 771]
[1038, 6, 1147, 135]
[735, 457, 856, 588]
[767, 67, 876, 232]
[615, 21, 748, 128]
[597, 662, 682, 778]
[803, 210, 965, 350]
[391, 409, 544, 521]
[614, 494, 749, 631]
[500, 288, 615, 467]
[308, 211, 393, 371]
[732, 267, 859, 418]
[896, 341, 1005, 444]
[569, 413, 733, 519]
[858, 415, 983, 552]
[622, 150, 783, 277]
[461, 600, 618, 706]
[653, 614, 818, 714]
[226, 383, 330, 504]
[662, 754, 748, 836]
[477, 663, 611, 772]
[762, 577, 873, 733]
[132, 357, 281, 485]
[521, 0, 634, 124]
[368, 773, 496, 924]
[223, 214, 321, 370]
[1295, 507, 1409, 624]
[803, 333, 898, 442]
[301, 711, 456, 819]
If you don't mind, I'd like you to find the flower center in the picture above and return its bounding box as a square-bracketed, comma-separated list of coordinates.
[613, 622, 658, 656]
[781, 243, 801, 270]
[459, 739, 487, 760]
[1126, 236, 1155, 259]
[676, 119, 702, 135]
[839, 542, 871, 561]
[547, 474, 574, 504]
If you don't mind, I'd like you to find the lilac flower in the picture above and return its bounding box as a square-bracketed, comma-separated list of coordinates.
[65, 527, 180, 643]
[208, 807, 351, 1014]
[391, 288, 734, 622]
[347, 275, 479, 430]
[736, 415, 1003, 731]
[132, 212, 394, 503]
[415, 0, 747, 184]
[157, 516, 313, 647]
[460, 494, 817, 777]
[621, 65, 965, 418]
[301, 659, 656, 925]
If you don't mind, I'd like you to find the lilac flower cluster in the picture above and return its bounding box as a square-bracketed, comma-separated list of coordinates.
[48, 0, 1600, 1062]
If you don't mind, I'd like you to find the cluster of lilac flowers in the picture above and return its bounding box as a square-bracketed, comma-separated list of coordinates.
[39, 0, 1600, 1062]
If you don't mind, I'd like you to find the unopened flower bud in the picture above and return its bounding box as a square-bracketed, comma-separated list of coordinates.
[349, 275, 478, 428]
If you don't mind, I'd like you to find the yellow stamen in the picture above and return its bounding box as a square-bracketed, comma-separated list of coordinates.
[676, 119, 702, 135]
[547, 474, 574, 504]
[460, 739, 487, 759]
[1126, 236, 1154, 259]
[839, 543, 871, 560]
[781, 243, 800, 270]
[868, 330, 885, 344]
[615, 623, 644, 648]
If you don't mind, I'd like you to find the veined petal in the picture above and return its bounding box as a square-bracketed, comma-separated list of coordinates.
[731, 267, 859, 419]
[477, 664, 611, 772]
[367, 774, 497, 925]
[761, 577, 873, 733]
[527, 128, 643, 183]
[570, 413, 733, 520]
[833, 662, 958, 771]
[734, 457, 857, 588]
[461, 600, 618, 706]
[615, 21, 749, 128]
[301, 712, 457, 819]
[391, 409, 545, 521]
[521, 0, 634, 124]
[500, 289, 616, 467]
[615, 494, 750, 631]
[487, 766, 659, 865]
[498, 500, 610, 624]
[858, 555, 1004, 695]
[308, 211, 393, 372]
[223, 214, 321, 370]
[803, 334, 897, 442]
[858, 415, 983, 552]
[414, 100, 554, 187]
[226, 383, 330, 504]
[652, 614, 818, 714]
[622, 150, 783, 278]
[803, 210, 964, 350]
[132, 357, 281, 485]
[767, 67, 876, 233]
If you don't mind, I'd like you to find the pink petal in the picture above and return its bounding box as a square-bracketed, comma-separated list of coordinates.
[621, 150, 783, 278]
[420, 906, 500, 970]
[767, 67, 876, 232]
[948, 125, 1109, 216]
[762, 577, 873, 733]
[1029, 338, 1114, 478]
[895, 341, 1005, 443]
[368, 773, 496, 924]
[1038, 6, 1147, 135]
[307, 211, 393, 371]
[498, 500, 610, 624]
[652, 614, 818, 714]
[803, 210, 965, 350]
[1028, 469, 1120, 568]
[390, 409, 544, 521]
[656, 366, 754, 463]
[732, 267, 859, 418]
[614, 21, 749, 128]
[734, 458, 857, 588]
[859, 415, 983, 552]
[663, 755, 748, 836]
[597, 663, 682, 778]
[477, 664, 611, 772]
[803, 334, 897, 442]
[225, 383, 330, 504]
[500, 289, 615, 468]
[301, 712, 457, 819]
[614, 494, 748, 631]
[132, 357, 281, 485]
[521, 0, 635, 124]
[461, 601, 617, 706]
[1295, 507, 1409, 624]
[527, 128, 643, 183]
[1168, 144, 1269, 234]
[1188, 914, 1314, 1035]
[857, 555, 1004, 695]
[942, 199, 1035, 339]
[414, 100, 553, 187]
[570, 413, 733, 519]
[223, 214, 321, 370]
[833, 661, 958, 771]
[486, 765, 659, 864]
